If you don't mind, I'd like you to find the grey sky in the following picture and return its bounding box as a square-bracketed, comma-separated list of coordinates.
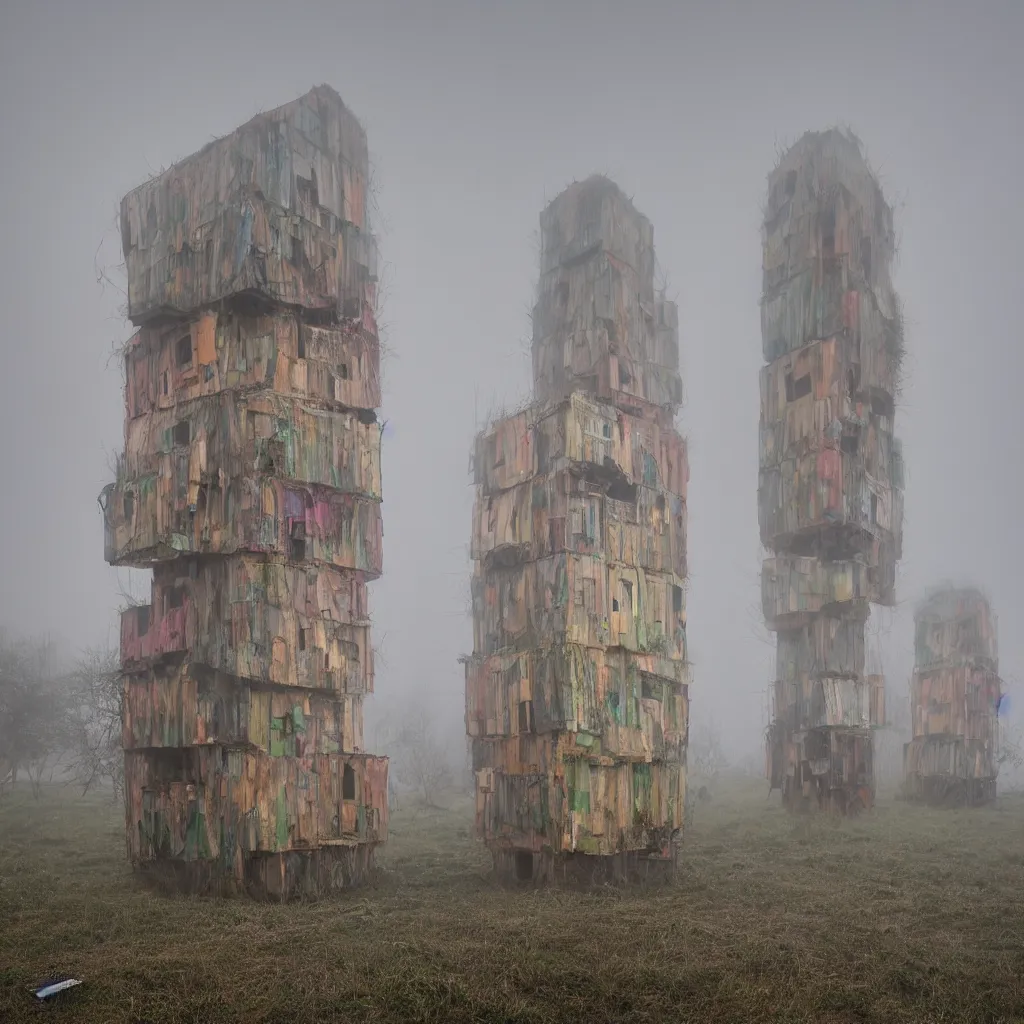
[1, 0, 1021, 755]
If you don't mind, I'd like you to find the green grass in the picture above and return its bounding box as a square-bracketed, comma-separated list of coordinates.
[2, 778, 1024, 1023]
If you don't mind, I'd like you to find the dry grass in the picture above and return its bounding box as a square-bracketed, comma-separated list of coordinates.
[2, 777, 1023, 1023]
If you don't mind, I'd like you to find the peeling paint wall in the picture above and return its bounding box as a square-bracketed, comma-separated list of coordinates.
[465, 177, 689, 880]
[760, 130, 905, 814]
[105, 85, 388, 897]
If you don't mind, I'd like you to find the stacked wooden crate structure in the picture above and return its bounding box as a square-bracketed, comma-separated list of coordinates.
[466, 177, 689, 882]
[905, 587, 1001, 805]
[760, 129, 905, 813]
[101, 86, 388, 896]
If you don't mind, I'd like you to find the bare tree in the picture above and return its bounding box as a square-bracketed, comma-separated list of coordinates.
[64, 645, 123, 799]
[690, 716, 730, 780]
[373, 700, 455, 808]
[0, 631, 70, 798]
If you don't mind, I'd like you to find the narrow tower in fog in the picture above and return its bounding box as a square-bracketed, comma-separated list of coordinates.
[905, 587, 1001, 805]
[760, 130, 905, 813]
[101, 86, 388, 895]
[465, 177, 690, 882]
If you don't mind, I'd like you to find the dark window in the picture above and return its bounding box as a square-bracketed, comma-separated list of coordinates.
[297, 172, 319, 208]
[515, 850, 533, 882]
[172, 420, 190, 447]
[342, 764, 356, 800]
[136, 605, 150, 636]
[290, 536, 306, 561]
[841, 433, 859, 455]
[165, 587, 184, 612]
[641, 677, 663, 701]
[518, 700, 533, 734]
[298, 628, 308, 652]
[339, 363, 350, 380]
[785, 373, 812, 402]
[176, 333, 192, 368]
[607, 479, 637, 504]
[149, 748, 196, 784]
[123, 490, 134, 522]
[162, 372, 169, 396]
[297, 331, 305, 359]
[620, 367, 633, 388]
[672, 584, 683, 614]
[612, 597, 620, 612]
[291, 235, 303, 264]
[871, 493, 878, 524]
[821, 203, 836, 256]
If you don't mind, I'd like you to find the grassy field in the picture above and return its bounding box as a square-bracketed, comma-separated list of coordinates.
[2, 778, 1023, 1023]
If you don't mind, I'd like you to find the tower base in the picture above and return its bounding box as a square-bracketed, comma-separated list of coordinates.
[489, 846, 678, 887]
[781, 777, 874, 815]
[132, 844, 380, 900]
[904, 773, 996, 808]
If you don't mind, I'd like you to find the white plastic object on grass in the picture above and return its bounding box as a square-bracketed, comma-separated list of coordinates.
[34, 979, 83, 1000]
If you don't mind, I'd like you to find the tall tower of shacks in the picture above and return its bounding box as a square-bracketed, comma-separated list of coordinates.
[465, 177, 689, 883]
[905, 587, 1001, 805]
[100, 86, 388, 896]
[760, 130, 905, 813]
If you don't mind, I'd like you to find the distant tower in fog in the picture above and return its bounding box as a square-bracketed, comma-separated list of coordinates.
[759, 129, 905, 813]
[905, 587, 1001, 806]
[465, 177, 690, 881]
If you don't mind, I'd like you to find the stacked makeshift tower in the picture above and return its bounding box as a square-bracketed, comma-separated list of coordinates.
[905, 587, 1001, 805]
[101, 86, 388, 896]
[760, 130, 905, 813]
[465, 177, 689, 883]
